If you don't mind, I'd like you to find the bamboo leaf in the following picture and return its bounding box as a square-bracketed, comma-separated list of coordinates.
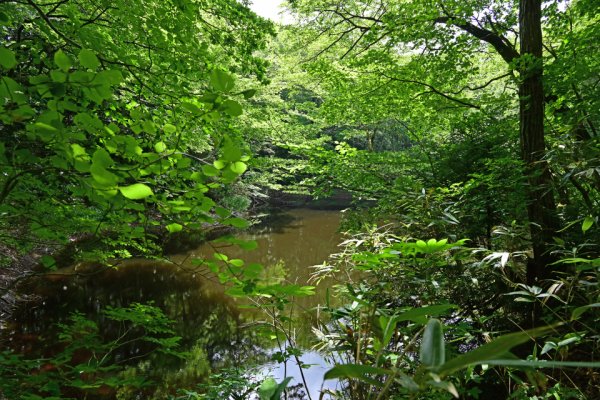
[437, 325, 558, 377]
[324, 364, 391, 387]
[420, 319, 445, 367]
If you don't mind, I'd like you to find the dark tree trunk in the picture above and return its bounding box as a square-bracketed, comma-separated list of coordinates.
[519, 0, 558, 284]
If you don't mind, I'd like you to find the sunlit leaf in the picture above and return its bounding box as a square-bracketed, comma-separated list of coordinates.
[230, 161, 247, 175]
[154, 141, 167, 152]
[119, 183, 153, 200]
[166, 223, 183, 233]
[213, 159, 227, 169]
[582, 216, 594, 233]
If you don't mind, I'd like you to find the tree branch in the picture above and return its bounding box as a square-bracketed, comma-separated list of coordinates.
[450, 72, 512, 95]
[434, 16, 520, 64]
[382, 74, 481, 109]
[25, 0, 81, 48]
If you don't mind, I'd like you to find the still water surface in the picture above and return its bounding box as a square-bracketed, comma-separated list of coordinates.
[4, 208, 343, 398]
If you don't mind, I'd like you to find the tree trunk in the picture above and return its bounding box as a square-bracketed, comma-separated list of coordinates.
[519, 0, 558, 284]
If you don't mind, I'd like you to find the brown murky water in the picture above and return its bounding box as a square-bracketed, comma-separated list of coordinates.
[2, 208, 343, 398]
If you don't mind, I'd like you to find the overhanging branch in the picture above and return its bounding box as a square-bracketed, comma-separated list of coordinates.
[434, 17, 520, 64]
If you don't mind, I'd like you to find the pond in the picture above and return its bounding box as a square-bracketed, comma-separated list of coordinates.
[2, 208, 345, 399]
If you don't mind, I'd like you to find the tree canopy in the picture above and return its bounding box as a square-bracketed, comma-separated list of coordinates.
[1, 0, 599, 399]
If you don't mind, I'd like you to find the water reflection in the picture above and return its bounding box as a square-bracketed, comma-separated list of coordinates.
[262, 349, 340, 400]
[3, 208, 342, 398]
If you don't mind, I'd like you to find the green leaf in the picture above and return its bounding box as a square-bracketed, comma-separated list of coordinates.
[70, 144, 87, 159]
[210, 69, 235, 92]
[482, 359, 600, 369]
[90, 149, 117, 187]
[90, 164, 118, 187]
[213, 252, 228, 262]
[437, 325, 558, 377]
[78, 49, 100, 69]
[396, 304, 457, 324]
[428, 380, 459, 398]
[0, 47, 17, 69]
[324, 364, 390, 387]
[33, 122, 58, 134]
[199, 93, 219, 103]
[96, 69, 122, 85]
[143, 120, 156, 134]
[50, 70, 67, 83]
[215, 207, 231, 218]
[571, 303, 600, 320]
[240, 88, 257, 99]
[258, 377, 292, 400]
[420, 318, 445, 367]
[202, 164, 220, 176]
[119, 183, 153, 200]
[378, 315, 398, 348]
[40, 255, 56, 270]
[92, 148, 114, 168]
[163, 123, 176, 134]
[0, 11, 9, 25]
[181, 101, 201, 114]
[54, 50, 72, 72]
[154, 141, 167, 153]
[166, 223, 183, 233]
[229, 259, 244, 267]
[230, 161, 247, 175]
[272, 284, 315, 296]
[244, 263, 263, 278]
[213, 160, 227, 170]
[222, 141, 242, 162]
[223, 217, 249, 228]
[223, 99, 243, 116]
[582, 216, 594, 233]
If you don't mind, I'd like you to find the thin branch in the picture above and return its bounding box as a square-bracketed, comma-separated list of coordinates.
[80, 6, 114, 28]
[25, 0, 81, 48]
[311, 26, 356, 60]
[382, 73, 481, 109]
[450, 72, 512, 95]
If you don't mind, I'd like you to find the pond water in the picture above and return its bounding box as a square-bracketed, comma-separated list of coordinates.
[2, 208, 344, 399]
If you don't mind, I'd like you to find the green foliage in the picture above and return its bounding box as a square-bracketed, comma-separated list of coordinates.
[2, 0, 600, 398]
[258, 377, 293, 400]
[311, 226, 600, 398]
[420, 319, 445, 368]
[0, 303, 181, 399]
[0, 0, 273, 263]
[175, 367, 262, 400]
